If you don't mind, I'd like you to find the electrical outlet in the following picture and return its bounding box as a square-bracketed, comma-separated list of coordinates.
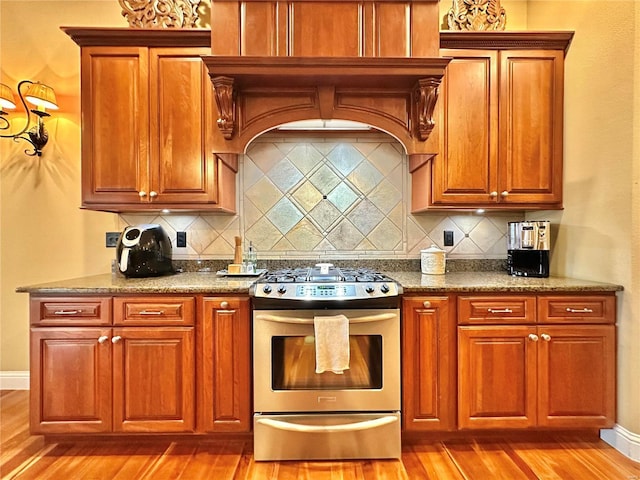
[105, 232, 120, 248]
[176, 231, 187, 248]
[444, 230, 454, 247]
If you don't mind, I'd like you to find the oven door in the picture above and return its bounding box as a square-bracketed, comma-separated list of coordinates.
[253, 308, 400, 413]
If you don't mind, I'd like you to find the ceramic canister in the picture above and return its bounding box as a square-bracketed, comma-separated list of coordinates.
[420, 244, 446, 275]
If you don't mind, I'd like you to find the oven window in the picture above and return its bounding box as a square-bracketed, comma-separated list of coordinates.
[271, 335, 383, 390]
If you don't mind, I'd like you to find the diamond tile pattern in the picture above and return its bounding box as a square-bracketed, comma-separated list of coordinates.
[122, 135, 524, 260]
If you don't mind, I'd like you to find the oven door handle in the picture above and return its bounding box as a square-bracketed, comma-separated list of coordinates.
[256, 415, 397, 433]
[254, 312, 397, 324]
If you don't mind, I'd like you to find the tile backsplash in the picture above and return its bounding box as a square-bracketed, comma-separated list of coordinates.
[119, 132, 523, 261]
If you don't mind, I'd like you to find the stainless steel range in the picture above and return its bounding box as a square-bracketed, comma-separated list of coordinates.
[250, 263, 402, 461]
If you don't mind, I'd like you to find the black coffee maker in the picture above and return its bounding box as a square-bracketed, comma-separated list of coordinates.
[116, 224, 173, 277]
[507, 221, 550, 278]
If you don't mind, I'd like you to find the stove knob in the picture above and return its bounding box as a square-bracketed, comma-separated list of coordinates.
[277, 284, 287, 294]
[262, 285, 272, 294]
[365, 284, 375, 294]
[380, 283, 390, 294]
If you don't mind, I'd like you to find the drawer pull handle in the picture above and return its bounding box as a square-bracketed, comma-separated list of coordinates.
[98, 335, 109, 344]
[528, 334, 539, 342]
[566, 308, 593, 313]
[423, 301, 431, 308]
[488, 308, 512, 313]
[54, 310, 80, 315]
[111, 336, 122, 344]
[139, 310, 164, 315]
[541, 333, 551, 341]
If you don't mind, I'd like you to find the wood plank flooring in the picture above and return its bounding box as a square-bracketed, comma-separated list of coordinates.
[2, 390, 640, 479]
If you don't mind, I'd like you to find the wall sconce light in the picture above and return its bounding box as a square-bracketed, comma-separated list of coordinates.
[0, 80, 58, 157]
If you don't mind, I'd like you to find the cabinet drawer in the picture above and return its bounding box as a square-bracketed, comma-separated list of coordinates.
[538, 295, 616, 324]
[114, 297, 195, 326]
[30, 297, 112, 326]
[458, 295, 536, 324]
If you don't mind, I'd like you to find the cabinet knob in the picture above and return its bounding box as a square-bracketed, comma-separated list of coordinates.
[139, 191, 147, 198]
[98, 335, 109, 344]
[501, 191, 509, 197]
[423, 301, 431, 308]
[149, 191, 158, 198]
[489, 191, 498, 198]
[528, 333, 539, 342]
[541, 333, 551, 342]
[111, 335, 122, 344]
[220, 301, 229, 309]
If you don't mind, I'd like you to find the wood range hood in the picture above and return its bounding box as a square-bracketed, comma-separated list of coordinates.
[204, 0, 449, 156]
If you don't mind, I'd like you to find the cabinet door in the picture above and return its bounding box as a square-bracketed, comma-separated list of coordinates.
[149, 48, 217, 205]
[498, 50, 564, 205]
[432, 50, 499, 205]
[200, 297, 251, 432]
[112, 327, 195, 432]
[30, 327, 112, 433]
[458, 325, 537, 429]
[81, 46, 149, 206]
[402, 297, 456, 431]
[537, 325, 615, 428]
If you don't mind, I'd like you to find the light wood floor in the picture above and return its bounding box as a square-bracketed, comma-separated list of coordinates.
[2, 390, 640, 479]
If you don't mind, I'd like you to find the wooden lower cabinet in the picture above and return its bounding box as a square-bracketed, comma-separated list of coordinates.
[30, 327, 113, 433]
[402, 296, 456, 431]
[458, 324, 615, 429]
[30, 326, 195, 434]
[199, 297, 251, 432]
[112, 327, 195, 432]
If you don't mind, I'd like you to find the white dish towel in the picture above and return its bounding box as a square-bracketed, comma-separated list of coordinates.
[314, 314, 350, 374]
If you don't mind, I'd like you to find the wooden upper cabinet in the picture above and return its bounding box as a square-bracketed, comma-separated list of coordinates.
[431, 50, 499, 205]
[412, 32, 573, 211]
[64, 28, 238, 213]
[498, 50, 564, 206]
[148, 49, 217, 205]
[81, 46, 149, 207]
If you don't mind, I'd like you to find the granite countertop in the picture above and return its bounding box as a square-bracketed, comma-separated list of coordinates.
[15, 272, 258, 295]
[387, 271, 623, 293]
[16, 270, 623, 295]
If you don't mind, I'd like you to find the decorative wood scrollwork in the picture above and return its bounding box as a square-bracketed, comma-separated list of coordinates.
[414, 78, 441, 141]
[447, 0, 506, 31]
[118, 0, 201, 28]
[212, 76, 236, 140]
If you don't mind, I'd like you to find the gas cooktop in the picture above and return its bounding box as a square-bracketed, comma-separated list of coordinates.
[250, 264, 401, 302]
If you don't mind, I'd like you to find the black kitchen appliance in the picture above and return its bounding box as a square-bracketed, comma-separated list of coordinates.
[116, 224, 173, 278]
[507, 221, 550, 278]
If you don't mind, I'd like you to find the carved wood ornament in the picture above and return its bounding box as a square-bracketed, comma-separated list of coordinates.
[118, 0, 201, 28]
[211, 76, 235, 140]
[414, 78, 441, 141]
[447, 0, 507, 31]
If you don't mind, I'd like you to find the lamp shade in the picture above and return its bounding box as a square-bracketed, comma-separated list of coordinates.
[0, 83, 16, 110]
[24, 82, 58, 110]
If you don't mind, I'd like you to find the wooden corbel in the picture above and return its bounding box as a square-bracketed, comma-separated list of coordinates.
[414, 77, 441, 141]
[212, 76, 236, 139]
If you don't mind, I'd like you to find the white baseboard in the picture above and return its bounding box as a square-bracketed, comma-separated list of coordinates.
[601, 425, 640, 463]
[0, 371, 30, 390]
